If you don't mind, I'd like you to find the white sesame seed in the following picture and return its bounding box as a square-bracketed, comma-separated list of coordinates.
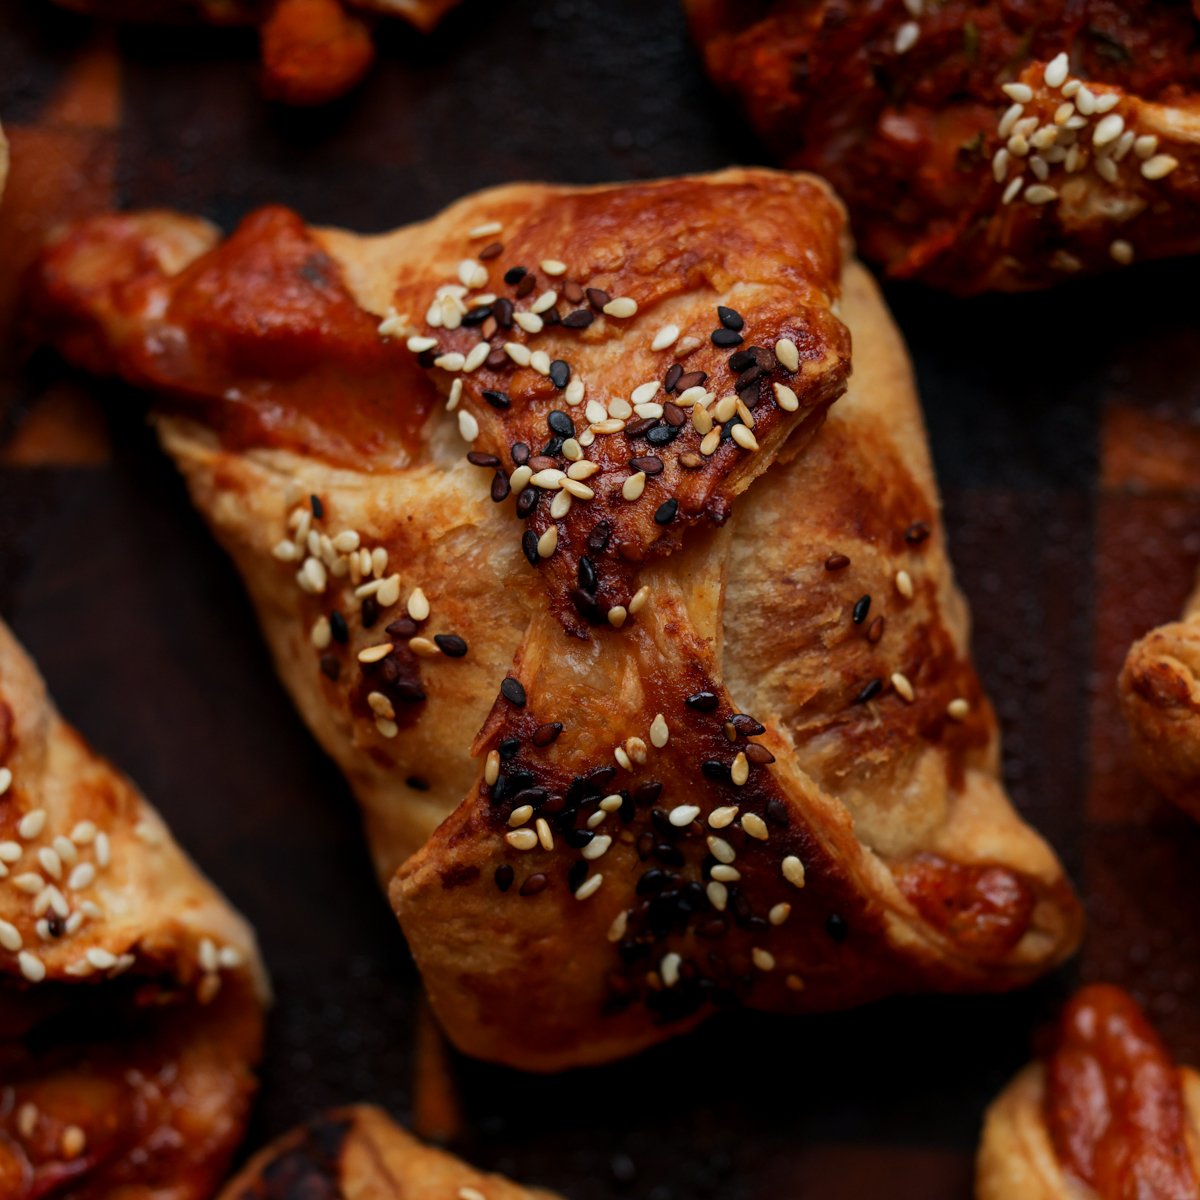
[462, 341, 490, 373]
[406, 587, 430, 622]
[18, 810, 46, 840]
[752, 947, 776, 972]
[409, 637, 440, 658]
[625, 737, 647, 765]
[1007, 133, 1029, 157]
[585, 399, 608, 424]
[1075, 86, 1097, 115]
[706, 881, 728, 911]
[652, 324, 680, 351]
[891, 672, 916, 703]
[603, 297, 637, 319]
[998, 103, 1023, 139]
[1044, 52, 1069, 89]
[693, 406, 714, 435]
[631, 381, 659, 406]
[406, 335, 437, 353]
[87, 947, 117, 970]
[484, 749, 501, 786]
[660, 952, 682, 987]
[0, 768, 11, 796]
[376, 575, 401, 609]
[1142, 154, 1180, 180]
[1093, 92, 1120, 114]
[621, 471, 647, 502]
[711, 864, 741, 882]
[0, 841, 20, 863]
[1002, 82, 1033, 103]
[895, 569, 915, 599]
[37, 848, 62, 880]
[769, 902, 792, 926]
[592, 418, 626, 436]
[94, 833, 110, 868]
[514, 311, 543, 335]
[433, 352, 466, 372]
[731, 424, 759, 452]
[565, 379, 585, 406]
[772, 382, 800, 413]
[709, 806, 738, 829]
[468, 221, 502, 239]
[947, 697, 971, 720]
[731, 751, 750, 786]
[550, 491, 572, 520]
[1110, 239, 1135, 265]
[530, 468, 566, 488]
[607, 910, 628, 942]
[1002, 175, 1024, 204]
[629, 585, 650, 614]
[18, 951, 45, 982]
[0, 920, 21, 951]
[714, 394, 738, 423]
[506, 829, 538, 851]
[1093, 113, 1124, 147]
[992, 148, 1010, 182]
[668, 804, 699, 828]
[769, 338, 800, 375]
[566, 459, 598, 481]
[742, 812, 769, 841]
[634, 402, 664, 420]
[540, 258, 567, 276]
[574, 873, 603, 901]
[458, 410, 480, 442]
[503, 341, 531, 366]
[782, 855, 806, 888]
[357, 642, 394, 664]
[607, 606, 627, 628]
[272, 539, 299, 562]
[12, 873, 43, 894]
[894, 21, 919, 52]
[56, 1127, 84, 1160]
[707, 836, 736, 864]
[536, 817, 554, 851]
[458, 259, 487, 289]
[562, 479, 594, 501]
[68, 863, 96, 891]
[509, 465, 533, 493]
[1134, 134, 1159, 159]
[582, 834, 612, 861]
[614, 746, 632, 770]
[536, 527, 558, 558]
[1112, 129, 1135, 161]
[650, 713, 670, 749]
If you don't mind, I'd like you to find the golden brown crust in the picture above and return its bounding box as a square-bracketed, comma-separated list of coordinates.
[686, 0, 1200, 293]
[0, 621, 267, 1199]
[1120, 580, 1200, 818]
[28, 168, 1080, 1070]
[218, 1105, 558, 1200]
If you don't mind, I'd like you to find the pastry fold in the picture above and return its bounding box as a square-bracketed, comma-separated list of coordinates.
[28, 167, 1081, 1070]
[217, 1105, 557, 1200]
[977, 984, 1200, 1198]
[685, 1, 1200, 292]
[1120, 576, 1200, 819]
[0, 621, 267, 1198]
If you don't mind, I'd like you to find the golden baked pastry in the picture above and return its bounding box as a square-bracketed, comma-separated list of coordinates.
[685, 1, 1200, 292]
[0, 621, 267, 1198]
[28, 168, 1081, 1070]
[1120, 576, 1200, 819]
[218, 1105, 558, 1200]
[977, 984, 1200, 1198]
[51, 0, 461, 105]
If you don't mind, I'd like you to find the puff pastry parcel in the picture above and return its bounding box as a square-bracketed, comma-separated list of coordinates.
[218, 1105, 557, 1200]
[50, 0, 461, 105]
[977, 984, 1200, 1199]
[28, 167, 1081, 1069]
[0, 621, 267, 1197]
[686, 0, 1200, 292]
[1120, 574, 1200, 819]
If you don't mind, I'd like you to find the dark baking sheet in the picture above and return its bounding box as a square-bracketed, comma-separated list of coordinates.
[3, 2, 1200, 1196]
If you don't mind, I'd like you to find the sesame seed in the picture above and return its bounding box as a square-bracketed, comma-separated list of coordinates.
[615, 747, 632, 770]
[621, 472, 647, 502]
[506, 829, 538, 851]
[773, 337, 800, 373]
[602, 297, 638, 320]
[629, 586, 650, 614]
[1110, 239, 1135, 265]
[37, 848, 62, 880]
[406, 587, 430, 622]
[709, 806, 738, 829]
[607, 606, 628, 628]
[1002, 82, 1033, 103]
[787, 974, 805, 991]
[434, 352, 466, 373]
[536, 817, 554, 851]
[731, 424, 759, 452]
[1142, 154, 1179, 180]
[660, 952, 682, 987]
[536, 527, 558, 558]
[0, 768, 10, 795]
[650, 713, 670, 748]
[652, 325, 680, 351]
[565, 379, 585, 405]
[462, 342, 490, 373]
[582, 835, 612, 861]
[575, 874, 603, 900]
[654, 498, 678, 525]
[626, 736, 648, 765]
[18, 810, 46, 840]
[94, 833, 109, 869]
[894, 21, 918, 52]
[357, 642, 394, 664]
[1134, 134, 1159, 159]
[1044, 52, 1069, 89]
[707, 881, 728, 911]
[469, 221, 502, 239]
[509, 465, 533, 493]
[607, 910, 629, 941]
[668, 804, 699, 828]
[947, 697, 971, 721]
[407, 335, 437, 353]
[458, 410, 480, 442]
[484, 750, 501, 786]
[708, 836, 736, 864]
[1002, 176, 1024, 204]
[504, 341, 532, 367]
[541, 258, 567, 276]
[0, 920, 21, 951]
[1093, 113, 1124, 146]
[891, 672, 916, 702]
[12, 874, 43, 894]
[1024, 183, 1058, 204]
[782, 855, 806, 888]
[16, 1103, 37, 1138]
[0, 841, 20, 862]
[87, 947, 117, 969]
[514, 311, 543, 335]
[730, 751, 749, 786]
[68, 863, 96, 891]
[18, 951, 45, 982]
[631, 381, 660, 407]
[742, 812, 768, 840]
[752, 948, 776, 972]
[531, 290, 557, 315]
[711, 864, 741, 882]
[769, 902, 791, 926]
[895, 569, 914, 599]
[998, 103, 1024, 140]
[377, 575, 401, 609]
[409, 637, 440, 657]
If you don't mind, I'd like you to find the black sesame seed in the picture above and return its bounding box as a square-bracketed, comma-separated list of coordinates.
[504, 265, 528, 285]
[654, 498, 678, 525]
[766, 797, 790, 827]
[515, 275, 536, 298]
[727, 350, 756, 372]
[542, 307, 562, 325]
[577, 555, 598, 593]
[319, 653, 340, 681]
[745, 743, 775, 764]
[685, 690, 719, 711]
[495, 864, 514, 892]
[701, 759, 732, 783]
[491, 470, 510, 502]
[567, 859, 589, 891]
[905, 521, 931, 544]
[549, 360, 571, 389]
[654, 843, 685, 868]
[329, 611, 349, 644]
[360, 596, 380, 628]
[511, 442, 530, 465]
[730, 713, 766, 736]
[494, 297, 514, 328]
[500, 677, 527, 707]
[588, 521, 612, 554]
[563, 308, 594, 329]
[548, 410, 574, 437]
[434, 634, 468, 657]
[516, 488, 538, 519]
[385, 617, 418, 640]
[852, 594, 872, 624]
[520, 873, 547, 896]
[498, 737, 521, 759]
[664, 363, 683, 392]
[483, 389, 511, 410]
[47, 914, 64, 938]
[462, 305, 492, 326]
[634, 780, 663, 806]
[825, 553, 850, 571]
[467, 450, 500, 468]
[532, 722, 563, 747]
[521, 530, 540, 566]
[646, 424, 679, 447]
[712, 328, 743, 348]
[565, 828, 595, 850]
[570, 587, 606, 624]
[309, 495, 324, 519]
[855, 677, 883, 704]
[826, 913, 849, 942]
[717, 305, 744, 331]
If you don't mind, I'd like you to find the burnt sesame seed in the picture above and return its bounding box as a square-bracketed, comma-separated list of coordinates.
[731, 713, 765, 736]
[826, 913, 849, 942]
[686, 690, 719, 711]
[495, 864, 514, 891]
[500, 677, 527, 707]
[491, 470, 511, 502]
[528, 455, 558, 472]
[494, 297, 514, 328]
[467, 450, 501, 467]
[361, 596, 380, 628]
[542, 306, 562, 326]
[662, 402, 686, 428]
[737, 363, 765, 389]
[654, 498, 678, 525]
[385, 616, 418, 639]
[504, 265, 528, 286]
[825, 553, 850, 571]
[712, 328, 743, 348]
[867, 616, 885, 643]
[521, 530, 540, 566]
[745, 743, 776, 764]
[329, 611, 349, 643]
[588, 522, 612, 554]
[511, 442, 530, 465]
[462, 305, 492, 326]
[520, 872, 547, 896]
[905, 521, 931, 544]
[434, 633, 468, 657]
[549, 360, 571, 389]
[578, 556, 598, 593]
[479, 241, 503, 260]
[629, 455, 664, 476]
[516, 488, 538, 519]
[532, 721, 564, 747]
[515, 275, 536, 298]
[319, 653, 340, 681]
[677, 370, 707, 390]
[563, 308, 594, 329]
[852, 594, 872, 624]
[624, 416, 657, 438]
[548, 410, 574, 436]
[586, 287, 611, 310]
[717, 305, 744, 331]
[727, 350, 757, 372]
[664, 363, 683, 392]
[483, 389, 511, 410]
[855, 677, 883, 704]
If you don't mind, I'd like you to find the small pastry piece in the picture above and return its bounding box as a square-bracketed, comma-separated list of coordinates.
[0, 621, 268, 1198]
[50, 0, 462, 105]
[218, 1105, 558, 1200]
[977, 984, 1200, 1199]
[28, 168, 1081, 1070]
[1120, 573, 1200, 818]
[686, 1, 1200, 292]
